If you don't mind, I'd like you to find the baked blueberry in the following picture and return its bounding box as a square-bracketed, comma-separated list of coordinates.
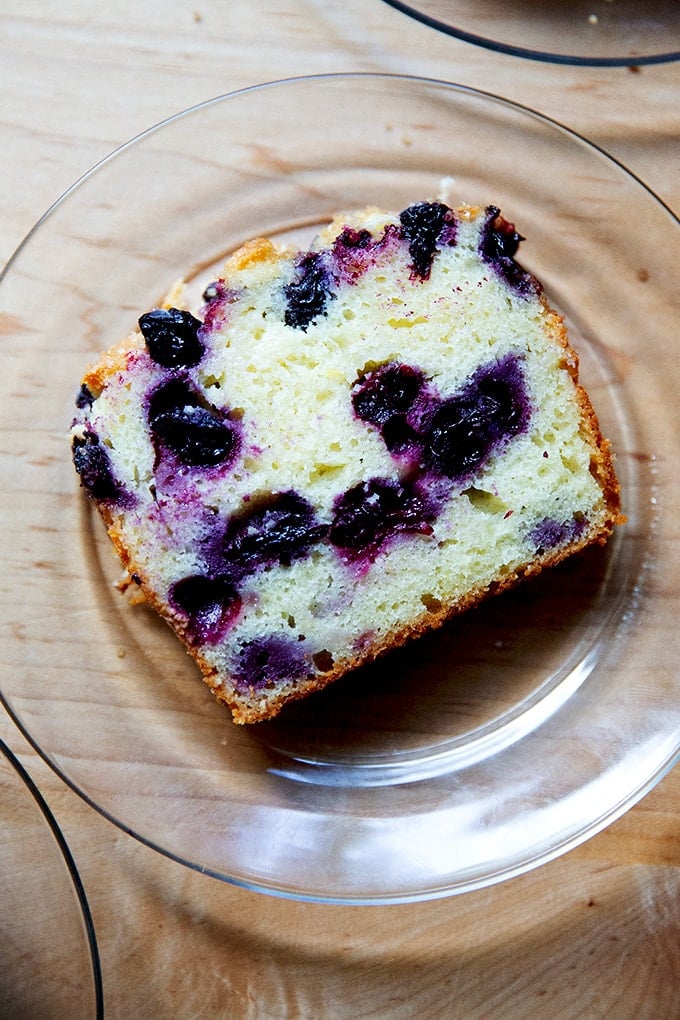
[138, 307, 205, 368]
[170, 574, 241, 645]
[75, 383, 95, 409]
[148, 381, 239, 468]
[352, 361, 425, 454]
[352, 362, 424, 427]
[530, 515, 587, 555]
[330, 226, 376, 283]
[399, 201, 456, 280]
[335, 226, 372, 251]
[423, 356, 529, 480]
[72, 430, 127, 503]
[330, 477, 433, 559]
[284, 252, 333, 329]
[479, 207, 535, 296]
[217, 491, 326, 577]
[234, 635, 309, 690]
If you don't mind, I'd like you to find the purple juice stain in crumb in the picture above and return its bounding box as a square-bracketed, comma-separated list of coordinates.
[399, 202, 457, 281]
[529, 515, 587, 555]
[284, 252, 334, 330]
[200, 280, 240, 334]
[72, 430, 132, 505]
[147, 380, 240, 469]
[138, 307, 205, 369]
[330, 227, 373, 285]
[170, 574, 242, 646]
[330, 222, 401, 285]
[479, 206, 536, 297]
[168, 494, 327, 648]
[351, 353, 531, 487]
[329, 477, 434, 565]
[234, 635, 309, 691]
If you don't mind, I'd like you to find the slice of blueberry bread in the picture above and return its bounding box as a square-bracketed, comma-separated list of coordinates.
[71, 201, 622, 723]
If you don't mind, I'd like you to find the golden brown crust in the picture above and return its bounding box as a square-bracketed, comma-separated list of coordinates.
[224, 236, 281, 272]
[81, 332, 144, 396]
[535, 298, 623, 528]
[95, 456, 622, 726]
[221, 521, 618, 724]
[139, 482, 620, 726]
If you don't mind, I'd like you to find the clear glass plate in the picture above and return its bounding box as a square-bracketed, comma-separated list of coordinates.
[0, 74, 678, 903]
[0, 740, 103, 1016]
[381, 1, 680, 66]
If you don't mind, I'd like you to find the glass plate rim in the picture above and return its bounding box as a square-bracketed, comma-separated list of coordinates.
[0, 737, 105, 1011]
[3, 706, 680, 905]
[2, 72, 678, 291]
[1, 72, 679, 904]
[379, 0, 680, 67]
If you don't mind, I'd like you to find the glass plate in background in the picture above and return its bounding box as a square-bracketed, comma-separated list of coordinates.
[381, 0, 680, 65]
[0, 739, 103, 1017]
[0, 74, 678, 903]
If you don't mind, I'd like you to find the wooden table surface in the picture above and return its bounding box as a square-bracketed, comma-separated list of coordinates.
[1, 2, 679, 1017]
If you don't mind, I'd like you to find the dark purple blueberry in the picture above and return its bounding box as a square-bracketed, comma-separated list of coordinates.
[480, 207, 523, 259]
[234, 635, 309, 691]
[352, 361, 425, 454]
[330, 477, 433, 559]
[352, 362, 424, 427]
[147, 380, 196, 422]
[216, 492, 326, 578]
[379, 416, 423, 456]
[474, 355, 530, 439]
[284, 252, 333, 330]
[529, 515, 587, 555]
[399, 202, 456, 280]
[152, 404, 237, 467]
[72, 430, 126, 502]
[75, 383, 95, 409]
[148, 381, 239, 468]
[479, 207, 535, 297]
[423, 355, 530, 480]
[331, 221, 403, 285]
[425, 396, 496, 479]
[138, 307, 205, 368]
[170, 574, 241, 645]
[336, 227, 372, 250]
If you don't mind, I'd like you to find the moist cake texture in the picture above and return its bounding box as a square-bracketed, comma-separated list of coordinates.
[71, 201, 622, 723]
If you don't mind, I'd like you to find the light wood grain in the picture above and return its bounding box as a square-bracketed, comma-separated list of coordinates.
[2, 2, 679, 1017]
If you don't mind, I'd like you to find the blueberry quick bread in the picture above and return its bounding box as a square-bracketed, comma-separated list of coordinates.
[71, 201, 622, 723]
